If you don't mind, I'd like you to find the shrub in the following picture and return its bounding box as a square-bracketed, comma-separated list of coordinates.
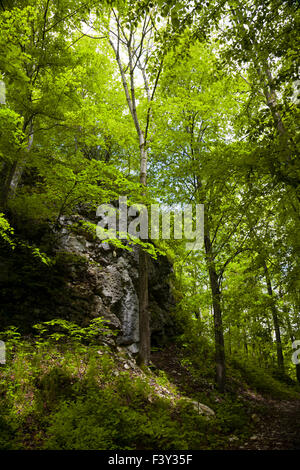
[35, 367, 76, 412]
[0, 411, 19, 450]
[230, 358, 299, 399]
[43, 373, 208, 450]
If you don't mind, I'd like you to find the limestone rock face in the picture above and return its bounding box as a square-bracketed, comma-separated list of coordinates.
[96, 261, 140, 346]
[54, 216, 176, 352]
[0, 214, 176, 350]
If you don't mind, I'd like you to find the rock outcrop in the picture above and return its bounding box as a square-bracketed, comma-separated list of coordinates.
[0, 214, 177, 352]
[54, 215, 176, 353]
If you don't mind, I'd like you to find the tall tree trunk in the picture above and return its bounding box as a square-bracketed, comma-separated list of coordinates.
[228, 323, 232, 356]
[286, 316, 300, 384]
[264, 67, 290, 147]
[138, 247, 150, 364]
[243, 328, 248, 356]
[263, 261, 284, 373]
[258, 65, 299, 189]
[109, 28, 151, 365]
[1, 119, 33, 208]
[137, 141, 150, 365]
[204, 215, 226, 392]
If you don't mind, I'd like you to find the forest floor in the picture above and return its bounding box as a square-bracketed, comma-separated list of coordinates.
[151, 345, 300, 451]
[235, 399, 300, 450]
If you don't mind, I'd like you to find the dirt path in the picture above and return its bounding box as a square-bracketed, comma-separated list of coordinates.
[236, 399, 300, 450]
[151, 345, 300, 450]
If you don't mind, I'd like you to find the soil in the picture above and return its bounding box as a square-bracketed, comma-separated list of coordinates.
[151, 344, 300, 451]
[236, 399, 300, 450]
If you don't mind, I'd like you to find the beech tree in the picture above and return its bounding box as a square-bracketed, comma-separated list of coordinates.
[88, 1, 165, 365]
[0, 0, 92, 207]
[0, 0, 299, 397]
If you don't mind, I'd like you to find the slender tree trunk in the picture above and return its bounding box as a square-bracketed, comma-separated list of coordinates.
[293, 305, 300, 383]
[264, 67, 290, 147]
[137, 142, 150, 366]
[204, 216, 226, 392]
[1, 120, 33, 208]
[138, 247, 150, 364]
[228, 323, 232, 356]
[243, 328, 248, 356]
[286, 316, 300, 384]
[296, 354, 300, 384]
[109, 30, 151, 366]
[263, 261, 284, 373]
[258, 65, 299, 189]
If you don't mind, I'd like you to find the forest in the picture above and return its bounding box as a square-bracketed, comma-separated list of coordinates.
[0, 0, 299, 453]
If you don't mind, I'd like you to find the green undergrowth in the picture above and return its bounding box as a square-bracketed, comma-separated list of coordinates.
[1, 317, 299, 451]
[0, 319, 215, 450]
[174, 313, 300, 402]
[229, 357, 300, 400]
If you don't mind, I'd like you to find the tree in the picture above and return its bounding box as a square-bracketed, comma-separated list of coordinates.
[85, 1, 165, 365]
[215, 0, 300, 192]
[0, 0, 93, 207]
[149, 42, 261, 391]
